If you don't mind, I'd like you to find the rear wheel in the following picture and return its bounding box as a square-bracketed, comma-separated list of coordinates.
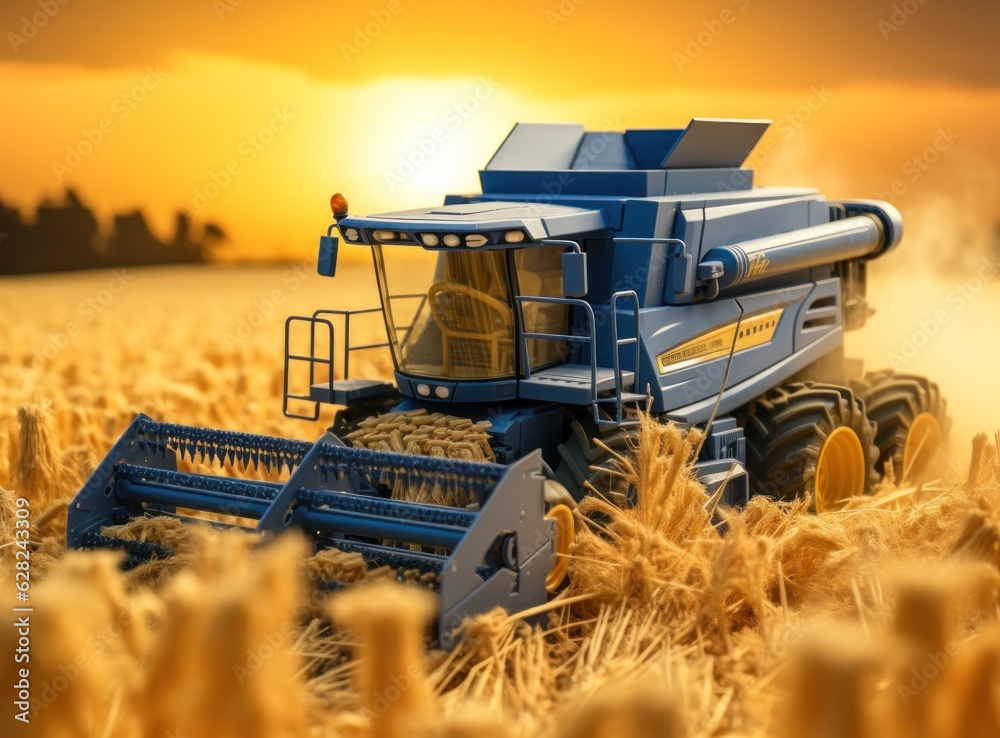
[740, 382, 879, 512]
[853, 370, 950, 483]
[554, 410, 637, 504]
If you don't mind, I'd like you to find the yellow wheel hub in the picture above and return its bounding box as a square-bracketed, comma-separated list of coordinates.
[902, 412, 943, 481]
[814, 426, 866, 513]
[545, 504, 575, 592]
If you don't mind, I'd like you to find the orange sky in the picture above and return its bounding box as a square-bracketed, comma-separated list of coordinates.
[1, 0, 998, 262]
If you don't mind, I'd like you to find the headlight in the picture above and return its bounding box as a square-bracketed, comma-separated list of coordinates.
[465, 234, 488, 248]
[504, 230, 525, 244]
[443, 234, 461, 247]
[421, 233, 439, 247]
[373, 230, 396, 242]
[343, 228, 360, 241]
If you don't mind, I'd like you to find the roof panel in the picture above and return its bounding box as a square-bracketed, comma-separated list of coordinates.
[485, 123, 585, 171]
[660, 118, 771, 169]
[570, 132, 636, 170]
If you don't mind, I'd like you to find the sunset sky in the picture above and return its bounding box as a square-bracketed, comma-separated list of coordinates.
[2, 0, 998, 262]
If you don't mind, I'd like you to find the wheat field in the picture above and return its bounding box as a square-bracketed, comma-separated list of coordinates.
[1, 263, 999, 738]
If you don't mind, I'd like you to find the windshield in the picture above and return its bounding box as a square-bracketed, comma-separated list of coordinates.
[373, 244, 569, 381]
[375, 246, 516, 379]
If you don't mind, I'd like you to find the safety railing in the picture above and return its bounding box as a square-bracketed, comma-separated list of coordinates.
[283, 307, 389, 421]
[515, 291, 641, 425]
[516, 294, 598, 384]
[311, 307, 388, 379]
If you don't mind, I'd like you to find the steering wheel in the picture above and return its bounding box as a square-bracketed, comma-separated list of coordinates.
[427, 281, 513, 335]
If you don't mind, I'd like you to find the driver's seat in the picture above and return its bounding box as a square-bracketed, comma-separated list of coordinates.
[428, 281, 515, 376]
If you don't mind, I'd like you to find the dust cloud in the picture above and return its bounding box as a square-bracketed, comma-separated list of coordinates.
[847, 266, 1000, 459]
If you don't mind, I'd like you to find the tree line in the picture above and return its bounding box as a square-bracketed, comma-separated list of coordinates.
[0, 190, 226, 275]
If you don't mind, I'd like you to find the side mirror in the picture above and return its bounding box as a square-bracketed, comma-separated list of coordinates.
[562, 249, 588, 297]
[317, 235, 339, 278]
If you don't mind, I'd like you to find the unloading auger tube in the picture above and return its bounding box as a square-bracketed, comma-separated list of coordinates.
[699, 200, 903, 290]
[67, 414, 567, 648]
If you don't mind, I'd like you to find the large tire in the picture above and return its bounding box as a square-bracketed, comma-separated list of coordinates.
[853, 370, 950, 483]
[740, 382, 880, 511]
[554, 413, 737, 530]
[554, 410, 637, 504]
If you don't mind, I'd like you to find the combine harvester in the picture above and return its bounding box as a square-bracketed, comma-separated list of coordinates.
[68, 118, 949, 645]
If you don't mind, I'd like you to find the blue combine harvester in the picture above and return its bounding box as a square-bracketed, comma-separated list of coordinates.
[69, 118, 948, 646]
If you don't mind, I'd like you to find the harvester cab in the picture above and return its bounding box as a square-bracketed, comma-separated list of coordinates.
[293, 198, 638, 425]
[69, 118, 949, 648]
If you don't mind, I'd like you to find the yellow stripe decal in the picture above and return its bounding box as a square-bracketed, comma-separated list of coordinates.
[656, 307, 784, 373]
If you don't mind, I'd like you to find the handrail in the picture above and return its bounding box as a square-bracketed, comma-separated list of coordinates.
[613, 237, 691, 300]
[515, 293, 642, 425]
[521, 332, 590, 342]
[612, 237, 687, 246]
[284, 306, 392, 421]
[515, 296, 598, 404]
[283, 316, 335, 421]
[312, 307, 389, 379]
[609, 290, 640, 379]
[514, 290, 641, 424]
[605, 290, 641, 424]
